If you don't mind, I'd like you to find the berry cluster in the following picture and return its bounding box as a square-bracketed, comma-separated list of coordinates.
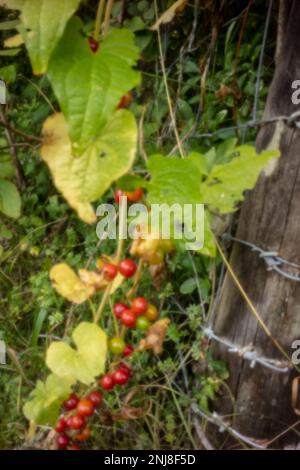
[99, 361, 132, 390]
[54, 209, 160, 450]
[102, 258, 137, 281]
[55, 390, 102, 450]
[98, 298, 159, 391]
[54, 293, 159, 450]
[113, 298, 158, 329]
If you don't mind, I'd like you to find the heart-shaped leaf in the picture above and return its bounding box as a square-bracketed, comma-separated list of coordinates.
[41, 111, 137, 223]
[46, 322, 107, 385]
[23, 374, 73, 426]
[47, 17, 140, 155]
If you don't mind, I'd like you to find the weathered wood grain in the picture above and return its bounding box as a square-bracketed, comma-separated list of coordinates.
[212, 0, 300, 442]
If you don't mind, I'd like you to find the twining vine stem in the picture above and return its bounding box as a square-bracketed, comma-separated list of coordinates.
[154, 0, 186, 159]
[103, 0, 114, 38]
[93, 0, 106, 40]
[94, 195, 126, 324]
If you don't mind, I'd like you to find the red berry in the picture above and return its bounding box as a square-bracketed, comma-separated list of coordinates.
[113, 302, 128, 319]
[69, 414, 86, 430]
[68, 445, 81, 450]
[123, 344, 134, 357]
[126, 188, 144, 202]
[102, 263, 118, 280]
[117, 92, 133, 109]
[99, 373, 115, 391]
[88, 37, 99, 53]
[121, 309, 137, 328]
[76, 399, 94, 417]
[119, 259, 137, 278]
[63, 393, 79, 410]
[131, 297, 148, 315]
[119, 362, 132, 376]
[55, 417, 67, 433]
[57, 434, 69, 449]
[115, 189, 125, 204]
[65, 416, 73, 429]
[87, 390, 103, 408]
[113, 369, 129, 385]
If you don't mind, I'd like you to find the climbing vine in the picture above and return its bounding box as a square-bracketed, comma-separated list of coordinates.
[0, 0, 279, 450]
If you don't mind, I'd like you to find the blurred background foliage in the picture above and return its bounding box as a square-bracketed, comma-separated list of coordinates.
[0, 0, 276, 449]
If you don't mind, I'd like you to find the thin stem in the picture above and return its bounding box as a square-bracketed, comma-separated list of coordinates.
[116, 195, 127, 263]
[103, 0, 114, 38]
[110, 298, 120, 336]
[7, 348, 32, 386]
[0, 110, 25, 188]
[94, 0, 106, 40]
[95, 196, 125, 324]
[94, 283, 112, 324]
[126, 258, 143, 300]
[0, 119, 42, 142]
[88, 299, 97, 321]
[165, 376, 198, 449]
[154, 0, 185, 159]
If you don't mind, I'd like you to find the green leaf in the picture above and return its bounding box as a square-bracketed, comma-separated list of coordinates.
[117, 174, 147, 191]
[147, 153, 213, 255]
[202, 146, 280, 213]
[147, 153, 204, 205]
[23, 374, 73, 425]
[201, 210, 216, 257]
[180, 278, 197, 294]
[41, 111, 137, 223]
[0, 178, 21, 218]
[48, 17, 140, 155]
[4, 0, 81, 74]
[0, 19, 20, 30]
[0, 65, 16, 83]
[46, 322, 107, 385]
[0, 48, 20, 56]
[0, 154, 14, 178]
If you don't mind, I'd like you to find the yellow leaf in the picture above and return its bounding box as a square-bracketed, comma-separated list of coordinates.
[46, 322, 107, 385]
[50, 263, 95, 304]
[41, 114, 96, 223]
[4, 30, 34, 48]
[4, 33, 24, 48]
[41, 111, 137, 224]
[150, 0, 188, 31]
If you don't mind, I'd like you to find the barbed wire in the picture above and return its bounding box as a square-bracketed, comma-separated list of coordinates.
[223, 233, 300, 282]
[190, 403, 268, 449]
[172, 298, 290, 373]
[191, 110, 300, 140]
[202, 326, 290, 373]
